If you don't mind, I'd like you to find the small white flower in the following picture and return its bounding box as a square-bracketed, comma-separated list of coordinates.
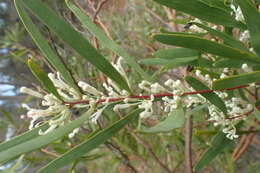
[150, 83, 166, 94]
[162, 96, 181, 112]
[138, 95, 154, 118]
[239, 30, 250, 42]
[89, 104, 109, 124]
[230, 4, 244, 22]
[68, 128, 80, 138]
[241, 63, 252, 72]
[223, 126, 239, 140]
[78, 81, 103, 96]
[138, 80, 152, 92]
[20, 87, 43, 98]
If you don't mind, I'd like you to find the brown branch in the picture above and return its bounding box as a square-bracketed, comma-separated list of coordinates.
[93, 0, 110, 21]
[232, 133, 256, 161]
[126, 126, 173, 173]
[185, 115, 193, 173]
[105, 141, 138, 173]
[41, 148, 60, 158]
[97, 121, 138, 173]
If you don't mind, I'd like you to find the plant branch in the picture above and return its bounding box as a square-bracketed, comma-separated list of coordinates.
[185, 115, 193, 173]
[65, 84, 249, 106]
[126, 126, 173, 173]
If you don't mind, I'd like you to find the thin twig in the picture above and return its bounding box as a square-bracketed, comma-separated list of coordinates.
[126, 126, 173, 173]
[93, 0, 110, 21]
[232, 133, 256, 161]
[45, 27, 82, 92]
[105, 141, 138, 173]
[185, 115, 193, 173]
[97, 121, 138, 173]
[41, 148, 60, 158]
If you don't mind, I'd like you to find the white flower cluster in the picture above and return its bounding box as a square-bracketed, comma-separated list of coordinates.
[136, 79, 206, 118]
[230, 4, 244, 22]
[194, 69, 253, 140]
[20, 58, 131, 135]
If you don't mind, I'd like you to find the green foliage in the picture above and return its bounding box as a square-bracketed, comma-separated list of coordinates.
[140, 108, 185, 133]
[185, 76, 227, 113]
[213, 71, 260, 89]
[1, 0, 260, 172]
[195, 132, 234, 171]
[27, 59, 62, 100]
[153, 0, 245, 28]
[19, 0, 131, 92]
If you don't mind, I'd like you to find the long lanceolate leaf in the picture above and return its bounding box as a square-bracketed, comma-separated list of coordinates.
[154, 33, 260, 64]
[213, 71, 260, 90]
[14, 0, 79, 91]
[0, 123, 48, 154]
[27, 59, 62, 100]
[0, 108, 94, 164]
[236, 0, 260, 56]
[194, 132, 233, 171]
[20, 0, 130, 92]
[65, 0, 151, 81]
[38, 109, 141, 173]
[153, 0, 245, 28]
[191, 22, 248, 51]
[140, 108, 185, 133]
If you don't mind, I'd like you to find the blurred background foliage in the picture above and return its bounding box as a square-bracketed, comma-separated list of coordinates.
[0, 0, 260, 172]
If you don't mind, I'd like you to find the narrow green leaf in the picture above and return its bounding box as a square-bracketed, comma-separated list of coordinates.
[198, 0, 231, 12]
[154, 33, 260, 64]
[27, 59, 61, 100]
[14, 0, 79, 91]
[38, 109, 141, 173]
[0, 108, 94, 163]
[140, 108, 185, 133]
[139, 57, 197, 67]
[0, 109, 16, 127]
[213, 71, 260, 90]
[192, 22, 247, 51]
[164, 57, 198, 68]
[65, 0, 151, 81]
[153, 0, 245, 28]
[236, 0, 260, 56]
[185, 76, 227, 113]
[0, 123, 48, 153]
[20, 0, 130, 92]
[213, 59, 245, 68]
[153, 48, 199, 59]
[194, 132, 233, 171]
